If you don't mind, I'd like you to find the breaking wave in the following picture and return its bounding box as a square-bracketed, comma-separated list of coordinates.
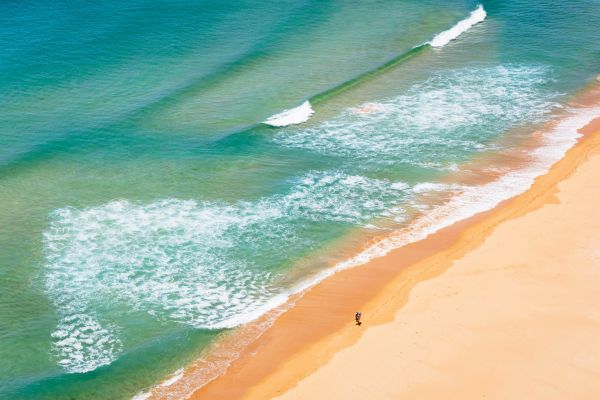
[44, 64, 563, 374]
[327, 106, 600, 270]
[263, 6, 486, 125]
[263, 101, 314, 127]
[132, 105, 600, 399]
[429, 5, 487, 48]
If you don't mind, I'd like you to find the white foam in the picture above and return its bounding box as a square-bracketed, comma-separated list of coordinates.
[138, 105, 595, 392]
[134, 106, 598, 400]
[43, 171, 410, 373]
[429, 5, 487, 48]
[238, 108, 598, 347]
[412, 182, 462, 193]
[274, 66, 556, 170]
[264, 101, 314, 127]
[50, 313, 122, 373]
[160, 368, 184, 387]
[131, 391, 151, 400]
[43, 64, 594, 379]
[210, 102, 599, 315]
[310, 106, 600, 275]
[351, 103, 387, 115]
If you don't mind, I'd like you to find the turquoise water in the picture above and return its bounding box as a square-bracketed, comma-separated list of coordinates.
[1, 1, 599, 398]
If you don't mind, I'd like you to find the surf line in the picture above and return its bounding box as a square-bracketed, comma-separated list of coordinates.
[263, 5, 487, 128]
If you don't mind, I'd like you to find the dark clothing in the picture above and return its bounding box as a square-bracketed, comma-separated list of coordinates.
[355, 312, 362, 324]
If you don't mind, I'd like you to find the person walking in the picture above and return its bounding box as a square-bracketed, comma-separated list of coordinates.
[355, 311, 362, 326]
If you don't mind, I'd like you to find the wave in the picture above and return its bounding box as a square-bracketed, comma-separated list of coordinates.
[274, 65, 556, 170]
[429, 5, 487, 48]
[262, 6, 486, 127]
[160, 368, 184, 387]
[263, 101, 314, 127]
[44, 65, 559, 375]
[309, 45, 428, 105]
[131, 392, 152, 400]
[256, 108, 600, 355]
[314, 5, 488, 101]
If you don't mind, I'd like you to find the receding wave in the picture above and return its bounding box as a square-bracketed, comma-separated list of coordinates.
[263, 101, 314, 127]
[429, 5, 486, 47]
[328, 106, 600, 270]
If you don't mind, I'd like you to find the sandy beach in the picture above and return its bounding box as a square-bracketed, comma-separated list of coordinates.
[272, 117, 600, 400]
[185, 97, 600, 399]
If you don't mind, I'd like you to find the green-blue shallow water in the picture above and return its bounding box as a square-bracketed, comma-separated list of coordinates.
[1, 1, 599, 398]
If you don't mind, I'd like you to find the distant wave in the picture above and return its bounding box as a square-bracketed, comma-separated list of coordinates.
[264, 6, 487, 128]
[429, 5, 487, 47]
[263, 101, 314, 127]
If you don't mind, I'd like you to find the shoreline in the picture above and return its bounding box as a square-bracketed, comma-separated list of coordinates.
[191, 101, 600, 398]
[141, 80, 600, 400]
[272, 114, 600, 400]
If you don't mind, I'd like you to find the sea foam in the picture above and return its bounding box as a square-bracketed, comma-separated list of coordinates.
[43, 172, 410, 373]
[44, 65, 560, 374]
[160, 368, 184, 387]
[323, 106, 600, 272]
[429, 5, 487, 48]
[263, 101, 314, 127]
[262, 5, 485, 128]
[274, 66, 556, 171]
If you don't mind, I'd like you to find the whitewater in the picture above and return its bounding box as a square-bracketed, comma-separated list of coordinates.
[429, 5, 487, 47]
[263, 101, 314, 127]
[134, 96, 600, 400]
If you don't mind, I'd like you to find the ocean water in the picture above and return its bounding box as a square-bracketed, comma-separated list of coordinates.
[1, 1, 599, 398]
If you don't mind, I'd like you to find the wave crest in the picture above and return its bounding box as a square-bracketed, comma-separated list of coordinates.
[429, 5, 486, 48]
[263, 101, 314, 127]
